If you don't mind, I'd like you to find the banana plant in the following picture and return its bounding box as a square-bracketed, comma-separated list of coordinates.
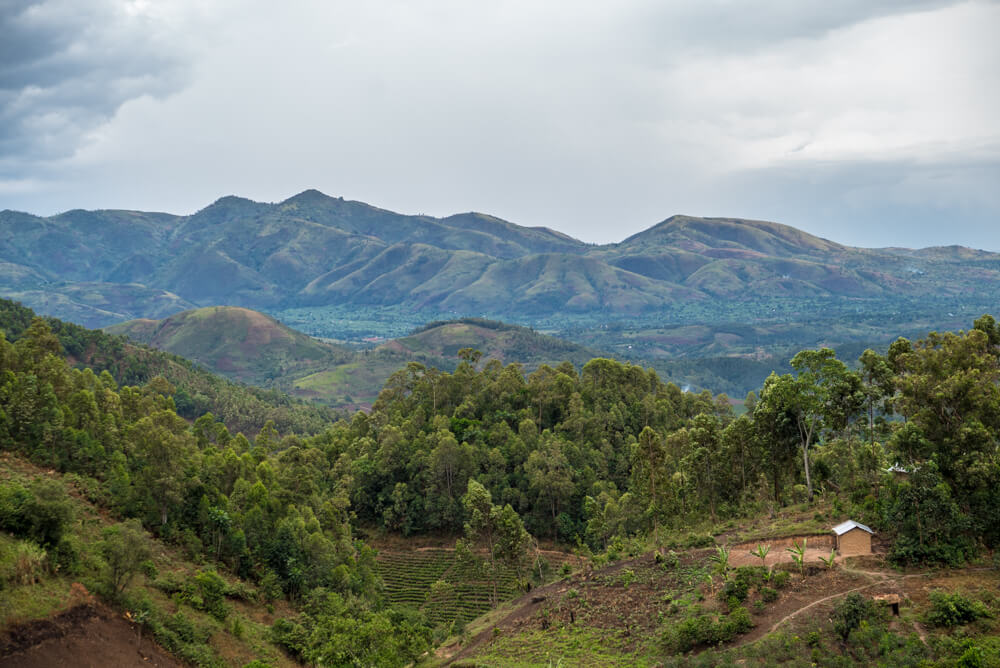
[750, 543, 771, 569]
[786, 538, 807, 574]
[711, 545, 731, 580]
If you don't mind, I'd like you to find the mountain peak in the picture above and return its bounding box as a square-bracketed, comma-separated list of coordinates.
[283, 189, 341, 205]
[619, 215, 843, 257]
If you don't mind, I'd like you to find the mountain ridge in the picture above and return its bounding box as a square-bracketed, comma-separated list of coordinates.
[3, 190, 1000, 327]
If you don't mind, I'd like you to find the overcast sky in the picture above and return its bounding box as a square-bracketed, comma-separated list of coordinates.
[1, 0, 998, 249]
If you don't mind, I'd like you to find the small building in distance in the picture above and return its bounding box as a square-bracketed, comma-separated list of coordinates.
[832, 520, 874, 557]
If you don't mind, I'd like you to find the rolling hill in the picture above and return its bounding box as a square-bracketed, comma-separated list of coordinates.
[106, 306, 353, 387]
[107, 308, 603, 409]
[4, 190, 1000, 329]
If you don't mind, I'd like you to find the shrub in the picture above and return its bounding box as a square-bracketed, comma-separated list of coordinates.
[832, 592, 882, 641]
[760, 587, 779, 603]
[926, 591, 991, 628]
[177, 569, 230, 621]
[771, 570, 790, 589]
[9, 540, 47, 585]
[684, 533, 716, 548]
[661, 607, 754, 653]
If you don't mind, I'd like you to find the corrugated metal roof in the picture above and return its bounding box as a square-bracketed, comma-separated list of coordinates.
[832, 519, 874, 536]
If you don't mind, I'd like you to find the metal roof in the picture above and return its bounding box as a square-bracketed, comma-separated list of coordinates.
[832, 520, 874, 536]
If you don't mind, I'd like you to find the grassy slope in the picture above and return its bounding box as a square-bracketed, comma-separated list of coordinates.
[109, 310, 605, 409]
[0, 454, 298, 668]
[107, 306, 353, 387]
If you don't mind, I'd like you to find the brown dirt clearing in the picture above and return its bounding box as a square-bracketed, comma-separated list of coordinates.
[0, 604, 178, 668]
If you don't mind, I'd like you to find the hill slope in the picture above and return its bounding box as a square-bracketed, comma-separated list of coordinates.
[106, 306, 353, 387]
[5, 191, 1000, 326]
[107, 308, 604, 409]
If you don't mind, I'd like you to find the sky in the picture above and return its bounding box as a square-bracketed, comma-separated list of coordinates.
[1, 0, 998, 249]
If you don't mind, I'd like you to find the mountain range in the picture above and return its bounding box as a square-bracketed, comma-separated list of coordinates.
[4, 189, 999, 328]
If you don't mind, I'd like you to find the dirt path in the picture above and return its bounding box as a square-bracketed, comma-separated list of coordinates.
[767, 581, 883, 633]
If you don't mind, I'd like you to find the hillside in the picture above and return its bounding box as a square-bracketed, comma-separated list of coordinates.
[0, 298, 338, 436]
[2, 290, 1000, 666]
[107, 308, 605, 409]
[106, 306, 353, 387]
[4, 191, 1000, 328]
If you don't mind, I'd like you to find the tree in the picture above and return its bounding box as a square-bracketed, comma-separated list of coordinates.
[101, 519, 152, 597]
[633, 426, 666, 542]
[460, 480, 532, 606]
[757, 350, 861, 503]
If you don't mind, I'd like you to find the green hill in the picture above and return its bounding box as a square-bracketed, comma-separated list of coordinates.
[0, 298, 338, 436]
[106, 308, 604, 410]
[106, 306, 353, 387]
[388, 317, 600, 367]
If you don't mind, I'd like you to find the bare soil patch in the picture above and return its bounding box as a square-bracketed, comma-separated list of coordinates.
[0, 604, 179, 668]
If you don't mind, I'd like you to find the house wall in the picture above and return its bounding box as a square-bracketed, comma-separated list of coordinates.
[837, 528, 871, 556]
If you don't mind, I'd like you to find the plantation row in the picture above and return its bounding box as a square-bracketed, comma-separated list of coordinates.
[377, 548, 530, 624]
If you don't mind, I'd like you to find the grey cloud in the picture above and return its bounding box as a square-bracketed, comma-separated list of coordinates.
[0, 0, 190, 165]
[630, 0, 969, 57]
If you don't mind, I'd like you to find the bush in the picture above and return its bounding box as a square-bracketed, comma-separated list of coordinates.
[656, 549, 680, 569]
[832, 592, 882, 641]
[0, 479, 74, 548]
[926, 591, 991, 628]
[770, 570, 790, 588]
[177, 569, 230, 621]
[760, 587, 779, 603]
[6, 540, 47, 586]
[683, 533, 716, 548]
[662, 606, 754, 653]
[720, 566, 766, 604]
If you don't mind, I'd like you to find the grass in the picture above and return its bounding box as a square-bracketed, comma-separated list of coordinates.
[472, 626, 660, 667]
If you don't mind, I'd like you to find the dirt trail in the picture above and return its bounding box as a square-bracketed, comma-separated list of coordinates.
[767, 581, 883, 633]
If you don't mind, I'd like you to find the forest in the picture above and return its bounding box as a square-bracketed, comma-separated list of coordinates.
[1, 298, 999, 665]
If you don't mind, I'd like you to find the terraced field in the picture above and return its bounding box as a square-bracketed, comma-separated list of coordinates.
[376, 548, 581, 626]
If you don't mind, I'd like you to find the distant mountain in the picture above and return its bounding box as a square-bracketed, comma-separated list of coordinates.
[5, 190, 998, 326]
[108, 308, 601, 409]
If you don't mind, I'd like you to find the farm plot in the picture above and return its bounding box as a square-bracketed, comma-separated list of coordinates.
[377, 548, 533, 626]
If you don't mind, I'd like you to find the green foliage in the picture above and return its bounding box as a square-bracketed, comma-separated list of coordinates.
[926, 591, 992, 628]
[719, 566, 766, 604]
[661, 605, 754, 653]
[176, 569, 230, 621]
[831, 592, 883, 641]
[271, 589, 431, 667]
[0, 478, 74, 548]
[786, 539, 807, 574]
[885, 461, 975, 566]
[100, 519, 151, 599]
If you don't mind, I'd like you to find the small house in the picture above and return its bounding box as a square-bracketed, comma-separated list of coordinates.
[832, 520, 874, 557]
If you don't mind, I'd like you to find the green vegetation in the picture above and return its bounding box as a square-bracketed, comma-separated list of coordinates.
[2, 286, 1000, 665]
[0, 298, 339, 435]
